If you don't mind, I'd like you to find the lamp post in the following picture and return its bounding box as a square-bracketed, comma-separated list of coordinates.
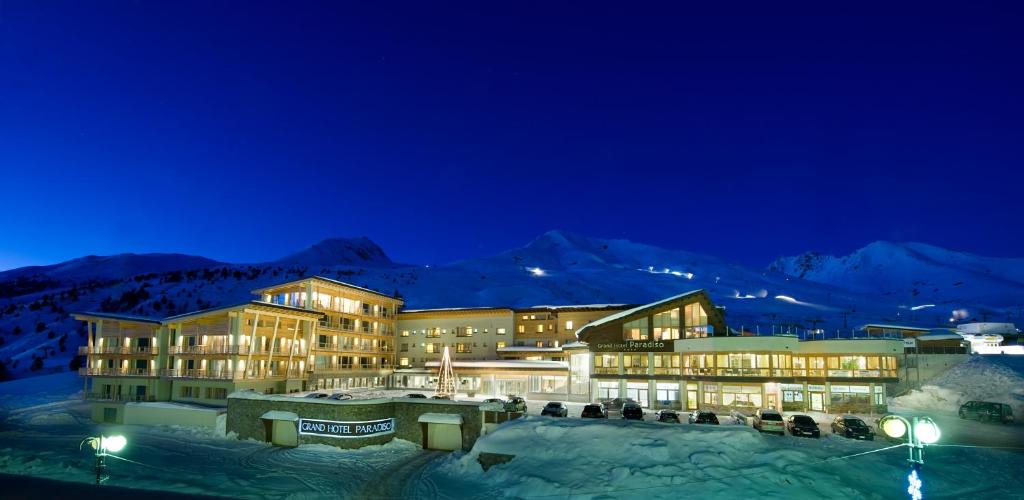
[878, 415, 940, 499]
[81, 435, 127, 484]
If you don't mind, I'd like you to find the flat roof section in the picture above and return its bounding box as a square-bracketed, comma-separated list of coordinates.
[251, 275, 399, 301]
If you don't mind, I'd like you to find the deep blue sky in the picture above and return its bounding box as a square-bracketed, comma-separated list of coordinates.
[1, 2, 1021, 271]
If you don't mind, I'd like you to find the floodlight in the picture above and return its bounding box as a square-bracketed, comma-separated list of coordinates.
[101, 435, 127, 453]
[914, 419, 940, 444]
[879, 416, 908, 439]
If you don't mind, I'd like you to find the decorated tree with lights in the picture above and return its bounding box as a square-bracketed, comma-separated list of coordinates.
[435, 345, 457, 398]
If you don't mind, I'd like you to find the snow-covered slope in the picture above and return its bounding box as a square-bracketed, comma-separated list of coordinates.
[0, 253, 221, 282]
[769, 241, 1024, 307]
[272, 237, 396, 268]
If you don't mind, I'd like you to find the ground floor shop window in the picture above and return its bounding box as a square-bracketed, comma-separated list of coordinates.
[721, 385, 762, 409]
[626, 382, 649, 407]
[530, 376, 566, 393]
[655, 383, 679, 409]
[829, 385, 871, 413]
[781, 385, 804, 411]
[598, 381, 619, 400]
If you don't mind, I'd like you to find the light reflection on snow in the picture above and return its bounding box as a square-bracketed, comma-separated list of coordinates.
[638, 267, 693, 279]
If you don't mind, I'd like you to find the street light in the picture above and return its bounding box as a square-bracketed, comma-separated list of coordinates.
[878, 415, 940, 499]
[81, 434, 128, 484]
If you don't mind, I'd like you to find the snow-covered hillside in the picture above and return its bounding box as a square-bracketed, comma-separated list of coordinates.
[1, 231, 1021, 381]
[272, 237, 397, 268]
[769, 241, 1024, 310]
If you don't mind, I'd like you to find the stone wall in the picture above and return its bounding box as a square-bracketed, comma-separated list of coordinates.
[226, 394, 483, 451]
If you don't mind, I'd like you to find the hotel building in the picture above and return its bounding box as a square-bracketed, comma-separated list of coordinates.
[78, 276, 401, 423]
[78, 275, 912, 422]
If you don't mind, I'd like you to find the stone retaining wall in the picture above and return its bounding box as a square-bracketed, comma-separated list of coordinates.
[226, 394, 483, 451]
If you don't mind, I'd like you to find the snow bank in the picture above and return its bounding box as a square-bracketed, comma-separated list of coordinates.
[423, 416, 1024, 499]
[890, 356, 1024, 415]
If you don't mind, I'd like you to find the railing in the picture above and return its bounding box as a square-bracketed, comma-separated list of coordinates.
[315, 344, 387, 352]
[166, 345, 307, 356]
[78, 346, 158, 355]
[79, 367, 160, 377]
[86, 392, 157, 402]
[161, 368, 238, 380]
[312, 365, 390, 373]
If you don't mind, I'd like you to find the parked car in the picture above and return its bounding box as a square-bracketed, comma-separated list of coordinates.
[832, 415, 875, 440]
[753, 408, 786, 434]
[328, 393, 352, 401]
[959, 401, 1014, 424]
[483, 398, 505, 404]
[621, 403, 644, 420]
[430, 395, 451, 400]
[304, 392, 329, 399]
[505, 396, 527, 413]
[655, 409, 681, 423]
[786, 414, 821, 438]
[688, 410, 720, 425]
[405, 393, 427, 398]
[602, 397, 638, 412]
[541, 402, 569, 417]
[580, 403, 608, 419]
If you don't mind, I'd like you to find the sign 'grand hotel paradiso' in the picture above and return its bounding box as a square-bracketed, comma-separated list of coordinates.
[298, 417, 396, 439]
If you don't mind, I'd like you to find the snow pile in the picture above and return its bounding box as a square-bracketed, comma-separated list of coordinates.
[422, 416, 1024, 499]
[890, 356, 1024, 415]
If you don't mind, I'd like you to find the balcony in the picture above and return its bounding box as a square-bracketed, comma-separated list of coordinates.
[161, 368, 238, 380]
[311, 365, 390, 374]
[79, 346, 158, 355]
[79, 367, 159, 377]
[86, 392, 157, 402]
[315, 343, 391, 353]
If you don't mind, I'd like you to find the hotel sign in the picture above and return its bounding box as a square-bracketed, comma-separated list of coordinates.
[298, 418, 395, 439]
[593, 340, 674, 352]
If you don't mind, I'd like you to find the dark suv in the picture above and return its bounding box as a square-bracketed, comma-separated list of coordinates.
[581, 403, 608, 419]
[621, 403, 644, 420]
[959, 401, 1014, 423]
[832, 415, 875, 440]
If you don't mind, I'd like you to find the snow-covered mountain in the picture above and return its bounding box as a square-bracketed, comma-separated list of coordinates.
[0, 253, 221, 283]
[769, 241, 1024, 307]
[1, 231, 1021, 381]
[272, 237, 396, 268]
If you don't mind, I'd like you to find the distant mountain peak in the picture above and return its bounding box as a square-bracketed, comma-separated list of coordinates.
[273, 237, 393, 268]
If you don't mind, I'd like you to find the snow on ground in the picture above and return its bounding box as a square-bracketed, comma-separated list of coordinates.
[0, 372, 424, 498]
[420, 416, 1024, 499]
[890, 355, 1024, 416]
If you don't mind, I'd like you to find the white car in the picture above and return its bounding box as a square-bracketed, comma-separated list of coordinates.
[753, 408, 785, 434]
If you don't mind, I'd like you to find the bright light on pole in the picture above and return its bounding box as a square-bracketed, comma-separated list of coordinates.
[880, 416, 907, 439]
[877, 415, 939, 499]
[913, 418, 940, 444]
[101, 435, 128, 453]
[82, 434, 128, 484]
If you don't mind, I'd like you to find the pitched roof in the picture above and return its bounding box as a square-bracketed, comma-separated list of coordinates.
[160, 300, 323, 322]
[574, 289, 705, 339]
[251, 275, 399, 301]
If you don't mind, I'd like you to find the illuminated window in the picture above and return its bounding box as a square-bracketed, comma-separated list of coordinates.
[623, 318, 648, 340]
[456, 343, 470, 353]
[401, 330, 409, 337]
[536, 324, 544, 333]
[652, 308, 680, 340]
[536, 341, 544, 348]
[399, 357, 409, 366]
[497, 341, 506, 349]
[497, 328, 507, 335]
[565, 320, 574, 330]
[518, 325, 525, 333]
[684, 303, 709, 338]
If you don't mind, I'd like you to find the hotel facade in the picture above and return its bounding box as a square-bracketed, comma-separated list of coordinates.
[78, 276, 910, 422]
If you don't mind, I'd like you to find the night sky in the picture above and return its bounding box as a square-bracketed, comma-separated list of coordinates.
[1, 2, 1021, 271]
